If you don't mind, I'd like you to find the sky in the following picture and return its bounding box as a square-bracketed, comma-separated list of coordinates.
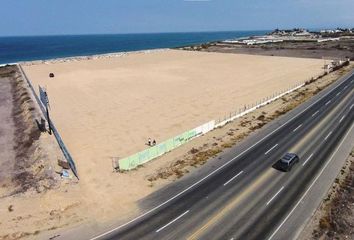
[0, 0, 353, 36]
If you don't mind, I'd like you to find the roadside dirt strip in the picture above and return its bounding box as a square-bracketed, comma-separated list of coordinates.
[300, 148, 354, 240]
[0, 65, 58, 195]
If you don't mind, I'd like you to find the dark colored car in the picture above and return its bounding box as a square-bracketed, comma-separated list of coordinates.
[277, 153, 299, 172]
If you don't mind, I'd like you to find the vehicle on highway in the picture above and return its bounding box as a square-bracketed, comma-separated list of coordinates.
[277, 153, 299, 172]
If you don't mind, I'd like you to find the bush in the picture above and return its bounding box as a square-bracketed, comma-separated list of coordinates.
[319, 217, 331, 229]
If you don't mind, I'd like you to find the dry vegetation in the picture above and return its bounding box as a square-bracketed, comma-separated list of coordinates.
[17, 72, 55, 193]
[0, 66, 58, 196]
[147, 63, 354, 183]
[181, 39, 354, 60]
[11, 69, 55, 194]
[310, 148, 354, 240]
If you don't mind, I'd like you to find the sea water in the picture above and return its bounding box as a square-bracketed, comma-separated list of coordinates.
[0, 31, 268, 64]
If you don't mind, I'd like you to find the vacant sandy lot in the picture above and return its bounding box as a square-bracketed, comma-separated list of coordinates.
[2, 52, 347, 239]
[23, 50, 323, 179]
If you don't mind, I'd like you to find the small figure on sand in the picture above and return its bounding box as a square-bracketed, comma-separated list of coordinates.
[152, 139, 156, 146]
[147, 138, 152, 146]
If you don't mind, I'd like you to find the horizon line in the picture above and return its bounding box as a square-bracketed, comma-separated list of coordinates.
[0, 29, 271, 38]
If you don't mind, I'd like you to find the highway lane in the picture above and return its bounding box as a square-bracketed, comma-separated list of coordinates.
[91, 70, 354, 240]
[197, 87, 354, 240]
[183, 82, 354, 239]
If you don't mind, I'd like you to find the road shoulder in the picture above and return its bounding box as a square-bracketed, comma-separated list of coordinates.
[299, 146, 354, 239]
[269, 121, 354, 240]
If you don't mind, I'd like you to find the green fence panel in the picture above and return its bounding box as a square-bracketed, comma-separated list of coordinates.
[139, 149, 150, 164]
[157, 142, 167, 154]
[119, 154, 136, 170]
[118, 157, 130, 170]
[149, 145, 159, 159]
[165, 138, 175, 152]
[173, 134, 181, 148]
[182, 132, 189, 143]
[129, 154, 139, 169]
[118, 125, 207, 170]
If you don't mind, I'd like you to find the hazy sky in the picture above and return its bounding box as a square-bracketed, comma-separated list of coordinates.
[1, 0, 353, 36]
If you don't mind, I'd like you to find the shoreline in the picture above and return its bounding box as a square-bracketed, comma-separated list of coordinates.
[19, 48, 169, 66]
[16, 32, 251, 66]
[2, 30, 269, 66]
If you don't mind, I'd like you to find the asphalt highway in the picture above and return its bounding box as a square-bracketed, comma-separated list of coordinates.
[91, 70, 354, 240]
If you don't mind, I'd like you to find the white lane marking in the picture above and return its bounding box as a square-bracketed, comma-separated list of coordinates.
[339, 115, 346, 123]
[336, 92, 341, 96]
[156, 210, 190, 233]
[293, 124, 302, 132]
[302, 153, 314, 166]
[266, 186, 285, 206]
[350, 104, 354, 110]
[268, 123, 354, 240]
[223, 171, 244, 186]
[344, 85, 348, 90]
[312, 110, 319, 117]
[89, 73, 354, 240]
[324, 131, 333, 141]
[265, 144, 279, 155]
[325, 100, 331, 106]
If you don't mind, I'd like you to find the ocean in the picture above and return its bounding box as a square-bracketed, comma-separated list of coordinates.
[0, 31, 267, 64]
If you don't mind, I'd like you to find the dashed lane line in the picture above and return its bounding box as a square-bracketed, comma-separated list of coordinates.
[339, 115, 346, 123]
[266, 186, 285, 206]
[302, 153, 314, 166]
[156, 210, 190, 233]
[265, 144, 278, 155]
[293, 124, 302, 132]
[312, 111, 319, 117]
[324, 131, 333, 141]
[224, 171, 244, 186]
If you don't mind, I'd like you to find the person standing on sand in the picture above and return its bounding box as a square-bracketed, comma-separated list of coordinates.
[148, 138, 152, 146]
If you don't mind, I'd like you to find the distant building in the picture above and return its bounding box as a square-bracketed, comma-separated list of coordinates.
[294, 31, 312, 37]
[320, 29, 335, 34]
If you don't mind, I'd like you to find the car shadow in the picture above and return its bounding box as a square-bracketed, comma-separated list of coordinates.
[272, 161, 287, 172]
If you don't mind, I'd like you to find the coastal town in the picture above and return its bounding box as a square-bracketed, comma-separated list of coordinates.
[180, 28, 354, 66]
[223, 28, 354, 45]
